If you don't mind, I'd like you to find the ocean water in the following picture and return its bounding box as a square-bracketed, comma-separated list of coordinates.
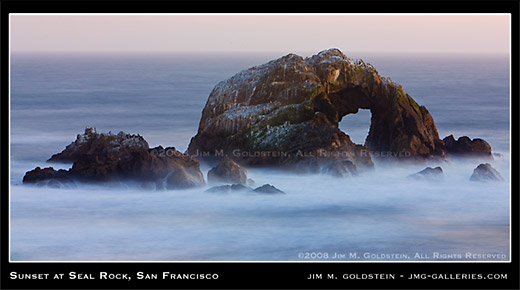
[9, 51, 510, 261]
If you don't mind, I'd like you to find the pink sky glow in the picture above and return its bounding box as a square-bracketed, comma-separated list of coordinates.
[10, 14, 510, 55]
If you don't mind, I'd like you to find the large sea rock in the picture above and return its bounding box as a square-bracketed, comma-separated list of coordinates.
[188, 49, 446, 169]
[24, 128, 205, 189]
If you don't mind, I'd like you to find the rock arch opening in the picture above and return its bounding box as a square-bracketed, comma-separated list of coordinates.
[338, 109, 372, 145]
[326, 85, 375, 149]
[324, 82, 445, 158]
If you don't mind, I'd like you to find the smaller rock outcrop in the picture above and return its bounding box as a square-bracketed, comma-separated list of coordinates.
[165, 164, 204, 190]
[409, 167, 443, 180]
[443, 135, 492, 159]
[24, 128, 205, 189]
[206, 184, 253, 193]
[48, 127, 148, 163]
[253, 184, 285, 194]
[23, 167, 74, 185]
[207, 158, 248, 184]
[493, 153, 505, 160]
[470, 163, 503, 182]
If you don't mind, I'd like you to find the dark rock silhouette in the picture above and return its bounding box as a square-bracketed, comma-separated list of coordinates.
[443, 135, 492, 159]
[206, 183, 284, 194]
[23, 167, 73, 183]
[48, 127, 147, 163]
[24, 128, 205, 189]
[188, 48, 446, 170]
[253, 184, 285, 194]
[470, 163, 503, 182]
[207, 157, 248, 184]
[409, 166, 443, 180]
[206, 183, 253, 193]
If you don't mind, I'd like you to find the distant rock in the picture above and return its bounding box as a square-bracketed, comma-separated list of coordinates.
[207, 158, 248, 184]
[470, 163, 503, 182]
[187, 48, 446, 171]
[253, 184, 285, 194]
[409, 166, 443, 180]
[24, 128, 205, 189]
[443, 135, 492, 159]
[207, 183, 284, 194]
[206, 183, 253, 193]
[492, 153, 504, 160]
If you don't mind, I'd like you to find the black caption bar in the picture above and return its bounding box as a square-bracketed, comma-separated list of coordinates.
[2, 262, 519, 289]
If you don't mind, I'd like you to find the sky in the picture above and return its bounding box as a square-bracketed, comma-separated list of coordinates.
[10, 14, 511, 55]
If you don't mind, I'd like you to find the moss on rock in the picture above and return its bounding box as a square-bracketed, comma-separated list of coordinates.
[188, 48, 447, 166]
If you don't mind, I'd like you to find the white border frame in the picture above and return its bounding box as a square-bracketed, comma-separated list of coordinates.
[7, 12, 513, 264]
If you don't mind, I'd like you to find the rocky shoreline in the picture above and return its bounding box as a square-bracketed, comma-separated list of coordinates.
[23, 49, 505, 189]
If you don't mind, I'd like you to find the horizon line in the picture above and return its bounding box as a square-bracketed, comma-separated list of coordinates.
[9, 50, 511, 57]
